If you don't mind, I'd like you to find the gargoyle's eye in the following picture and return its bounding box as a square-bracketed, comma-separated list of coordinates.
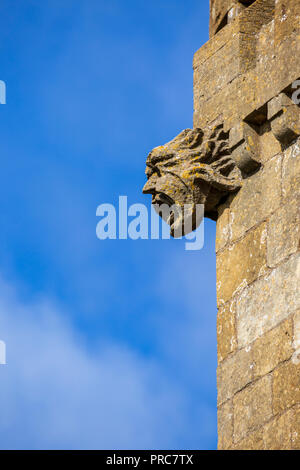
[162, 160, 176, 168]
[146, 165, 161, 178]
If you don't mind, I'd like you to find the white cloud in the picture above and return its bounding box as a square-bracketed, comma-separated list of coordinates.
[0, 273, 215, 450]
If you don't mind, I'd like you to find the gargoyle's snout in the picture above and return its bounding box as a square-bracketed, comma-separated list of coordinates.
[142, 180, 154, 194]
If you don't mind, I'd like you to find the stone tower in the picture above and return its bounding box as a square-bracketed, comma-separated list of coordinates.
[143, 0, 299, 449]
[206, 0, 300, 450]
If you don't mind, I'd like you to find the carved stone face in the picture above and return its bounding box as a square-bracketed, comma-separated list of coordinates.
[143, 165, 196, 237]
[143, 125, 243, 236]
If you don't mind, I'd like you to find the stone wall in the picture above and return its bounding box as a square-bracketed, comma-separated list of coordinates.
[196, 0, 300, 449]
[216, 138, 300, 450]
[209, 0, 256, 37]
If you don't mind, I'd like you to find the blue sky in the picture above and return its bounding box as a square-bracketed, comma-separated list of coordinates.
[0, 0, 218, 449]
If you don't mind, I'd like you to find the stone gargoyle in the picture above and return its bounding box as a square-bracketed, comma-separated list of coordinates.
[143, 124, 243, 237]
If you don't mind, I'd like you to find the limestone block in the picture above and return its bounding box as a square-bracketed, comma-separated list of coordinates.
[256, 33, 300, 110]
[252, 319, 293, 379]
[267, 198, 300, 268]
[274, 0, 300, 45]
[236, 254, 300, 348]
[270, 102, 300, 147]
[229, 155, 282, 242]
[263, 411, 292, 450]
[268, 93, 293, 121]
[259, 128, 282, 163]
[291, 405, 300, 450]
[273, 361, 300, 414]
[194, 2, 277, 128]
[216, 195, 236, 252]
[233, 429, 264, 450]
[233, 375, 272, 440]
[209, 0, 268, 38]
[217, 301, 237, 363]
[228, 5, 245, 25]
[238, 0, 275, 36]
[229, 121, 261, 174]
[293, 311, 300, 366]
[195, 4, 300, 132]
[194, 76, 238, 129]
[217, 346, 253, 405]
[216, 204, 230, 253]
[225, 70, 259, 130]
[282, 138, 300, 200]
[216, 223, 267, 306]
[238, 0, 275, 74]
[256, 19, 275, 80]
[217, 400, 233, 450]
[209, 0, 235, 37]
[194, 18, 239, 69]
[193, 36, 240, 103]
[194, 70, 257, 131]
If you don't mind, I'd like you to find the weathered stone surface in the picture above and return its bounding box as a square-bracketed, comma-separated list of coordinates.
[211, 0, 300, 450]
[216, 203, 230, 253]
[195, 1, 300, 132]
[293, 311, 300, 366]
[209, 0, 235, 37]
[236, 254, 300, 348]
[216, 223, 267, 306]
[143, 125, 243, 236]
[194, 36, 241, 103]
[238, 0, 275, 73]
[259, 128, 282, 163]
[256, 31, 300, 112]
[270, 104, 300, 147]
[217, 400, 233, 450]
[228, 4, 246, 25]
[268, 93, 293, 121]
[263, 411, 292, 450]
[229, 155, 282, 242]
[267, 198, 300, 268]
[217, 346, 253, 405]
[291, 405, 300, 450]
[233, 429, 264, 450]
[252, 319, 293, 379]
[217, 301, 237, 363]
[229, 121, 261, 174]
[233, 375, 272, 440]
[274, 0, 300, 44]
[209, 0, 248, 38]
[194, 16, 239, 69]
[273, 361, 300, 414]
[238, 0, 275, 35]
[282, 138, 300, 201]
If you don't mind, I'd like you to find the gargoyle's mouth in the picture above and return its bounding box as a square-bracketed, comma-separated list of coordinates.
[152, 193, 178, 229]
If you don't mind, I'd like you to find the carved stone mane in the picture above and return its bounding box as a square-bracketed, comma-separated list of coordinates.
[143, 124, 243, 234]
